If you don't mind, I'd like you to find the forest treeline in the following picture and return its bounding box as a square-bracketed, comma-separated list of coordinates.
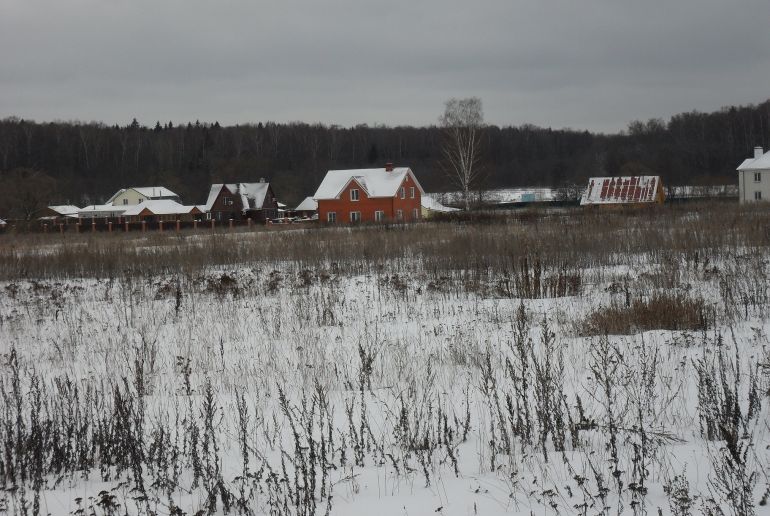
[0, 98, 769, 209]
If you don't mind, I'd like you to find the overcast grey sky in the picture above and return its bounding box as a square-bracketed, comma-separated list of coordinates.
[2, 0, 769, 132]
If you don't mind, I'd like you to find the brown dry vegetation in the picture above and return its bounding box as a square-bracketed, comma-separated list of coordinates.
[0, 202, 768, 282]
[580, 293, 711, 335]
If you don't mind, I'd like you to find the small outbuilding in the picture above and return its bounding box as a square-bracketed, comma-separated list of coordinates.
[580, 176, 665, 206]
[78, 205, 128, 219]
[294, 197, 318, 219]
[421, 196, 460, 218]
[122, 200, 203, 223]
[43, 205, 81, 217]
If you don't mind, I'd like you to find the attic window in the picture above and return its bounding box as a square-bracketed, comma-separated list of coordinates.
[410, 187, 415, 199]
[350, 189, 360, 201]
[223, 196, 233, 206]
[755, 172, 762, 182]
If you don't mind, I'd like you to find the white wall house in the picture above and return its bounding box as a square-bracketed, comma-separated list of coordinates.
[737, 147, 770, 203]
[106, 187, 180, 206]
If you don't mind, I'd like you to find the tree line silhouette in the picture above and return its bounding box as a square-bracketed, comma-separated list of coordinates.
[0, 98, 768, 212]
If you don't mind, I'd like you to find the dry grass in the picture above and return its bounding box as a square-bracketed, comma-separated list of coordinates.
[0, 202, 768, 281]
[580, 293, 711, 335]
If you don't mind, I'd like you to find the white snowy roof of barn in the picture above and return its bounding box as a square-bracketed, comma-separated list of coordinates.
[737, 150, 770, 171]
[313, 167, 424, 200]
[581, 176, 662, 205]
[205, 183, 272, 211]
[78, 205, 128, 216]
[122, 200, 199, 216]
[47, 205, 81, 216]
[421, 196, 460, 212]
[295, 196, 318, 211]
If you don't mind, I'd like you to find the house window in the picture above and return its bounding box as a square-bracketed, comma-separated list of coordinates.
[350, 211, 361, 223]
[374, 210, 385, 222]
[410, 187, 415, 199]
[400, 187, 405, 199]
[223, 196, 233, 206]
[327, 212, 336, 223]
[755, 191, 762, 201]
[350, 189, 359, 201]
[755, 172, 762, 182]
[413, 208, 419, 220]
[396, 209, 403, 220]
[122, 199, 128, 205]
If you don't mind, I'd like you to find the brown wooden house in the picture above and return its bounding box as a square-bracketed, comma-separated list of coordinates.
[204, 181, 279, 222]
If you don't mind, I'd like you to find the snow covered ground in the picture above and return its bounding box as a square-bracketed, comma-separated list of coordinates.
[1, 218, 769, 515]
[426, 188, 558, 207]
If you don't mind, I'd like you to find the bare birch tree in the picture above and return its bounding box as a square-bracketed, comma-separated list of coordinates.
[439, 97, 484, 210]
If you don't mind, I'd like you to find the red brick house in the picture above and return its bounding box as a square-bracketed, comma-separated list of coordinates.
[313, 164, 424, 223]
[204, 181, 279, 222]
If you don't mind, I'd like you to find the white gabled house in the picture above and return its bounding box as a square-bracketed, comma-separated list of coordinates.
[737, 146, 770, 203]
[106, 187, 180, 206]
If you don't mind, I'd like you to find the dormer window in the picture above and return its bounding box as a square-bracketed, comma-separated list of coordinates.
[350, 189, 360, 201]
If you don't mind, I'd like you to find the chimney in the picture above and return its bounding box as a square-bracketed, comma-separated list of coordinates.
[385, 162, 394, 172]
[755, 146, 764, 159]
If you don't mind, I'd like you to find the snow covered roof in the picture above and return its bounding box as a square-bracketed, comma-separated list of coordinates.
[421, 196, 460, 212]
[47, 205, 81, 216]
[0, 218, 6, 226]
[205, 183, 272, 212]
[581, 176, 662, 205]
[122, 200, 200, 216]
[737, 150, 770, 171]
[78, 205, 128, 217]
[295, 197, 318, 211]
[106, 186, 179, 204]
[313, 167, 424, 200]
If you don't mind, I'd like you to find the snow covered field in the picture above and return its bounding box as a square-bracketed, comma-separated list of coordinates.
[1, 205, 769, 516]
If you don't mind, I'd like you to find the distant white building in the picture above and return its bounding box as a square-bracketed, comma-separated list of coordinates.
[737, 147, 770, 203]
